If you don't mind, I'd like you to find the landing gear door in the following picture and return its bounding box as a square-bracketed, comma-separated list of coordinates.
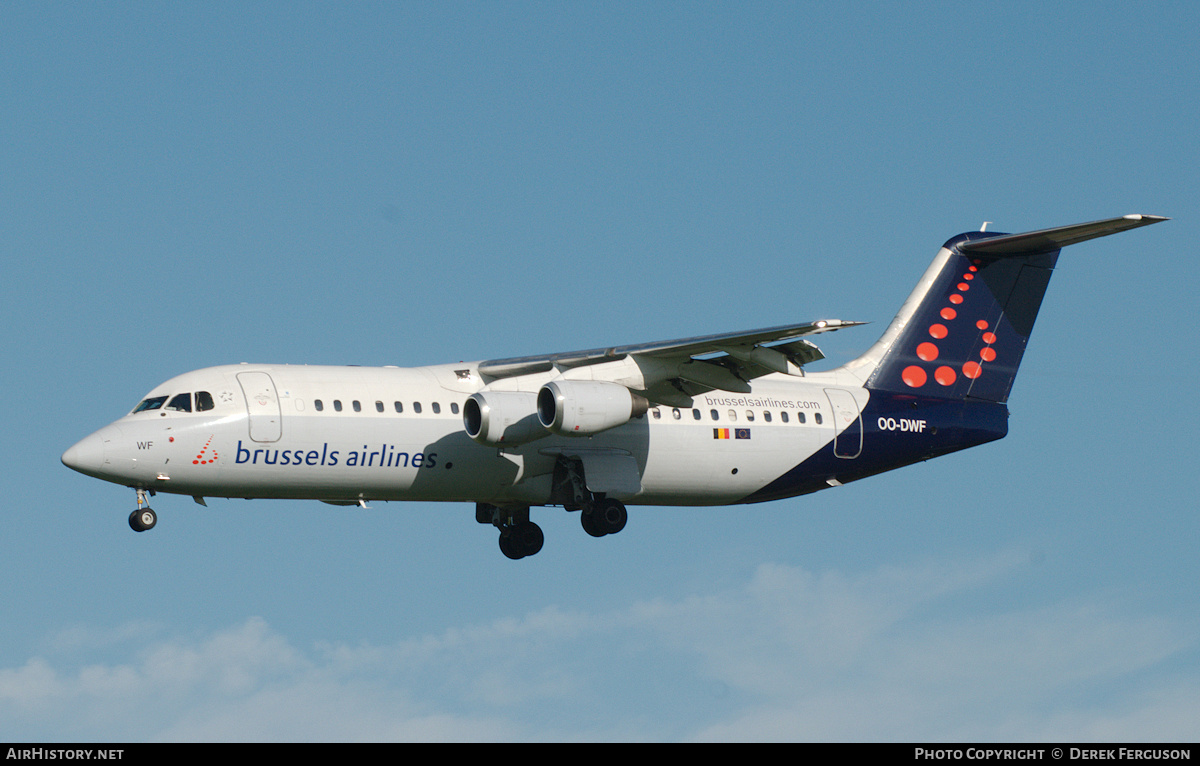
[579, 451, 642, 500]
[238, 371, 282, 443]
[543, 447, 643, 501]
[825, 388, 862, 459]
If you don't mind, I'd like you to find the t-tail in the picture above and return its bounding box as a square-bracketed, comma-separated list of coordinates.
[844, 215, 1168, 403]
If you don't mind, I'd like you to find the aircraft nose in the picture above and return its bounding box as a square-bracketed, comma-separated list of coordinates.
[62, 430, 109, 477]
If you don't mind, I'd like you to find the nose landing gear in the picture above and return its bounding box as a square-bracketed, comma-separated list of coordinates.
[128, 489, 157, 532]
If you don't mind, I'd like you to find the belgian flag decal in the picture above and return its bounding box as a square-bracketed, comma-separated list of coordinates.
[714, 428, 751, 440]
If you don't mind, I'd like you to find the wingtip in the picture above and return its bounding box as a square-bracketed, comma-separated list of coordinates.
[813, 319, 869, 331]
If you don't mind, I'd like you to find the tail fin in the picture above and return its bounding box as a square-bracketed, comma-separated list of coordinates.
[849, 215, 1167, 403]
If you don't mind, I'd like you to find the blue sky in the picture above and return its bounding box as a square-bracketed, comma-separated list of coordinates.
[2, 1, 1197, 741]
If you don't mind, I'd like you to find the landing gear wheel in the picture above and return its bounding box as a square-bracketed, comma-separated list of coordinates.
[129, 507, 157, 532]
[515, 521, 544, 557]
[596, 498, 627, 535]
[499, 521, 544, 560]
[581, 507, 607, 537]
[582, 499, 626, 537]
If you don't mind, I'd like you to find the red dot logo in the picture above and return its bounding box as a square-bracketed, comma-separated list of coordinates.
[949, 293, 964, 305]
[902, 366, 927, 387]
[963, 361, 982, 379]
[935, 366, 957, 386]
[977, 320, 988, 330]
[929, 324, 948, 339]
[193, 436, 219, 465]
[980, 347, 997, 362]
[917, 342, 939, 361]
[941, 307, 957, 320]
[982, 331, 997, 344]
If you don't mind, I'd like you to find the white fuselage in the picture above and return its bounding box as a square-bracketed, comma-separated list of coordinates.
[68, 362, 870, 508]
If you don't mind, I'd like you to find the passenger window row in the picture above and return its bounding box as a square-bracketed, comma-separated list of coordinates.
[310, 399, 460, 416]
[649, 407, 822, 425]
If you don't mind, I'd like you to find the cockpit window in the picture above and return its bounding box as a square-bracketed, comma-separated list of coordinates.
[133, 395, 169, 413]
[166, 393, 193, 412]
[196, 391, 215, 412]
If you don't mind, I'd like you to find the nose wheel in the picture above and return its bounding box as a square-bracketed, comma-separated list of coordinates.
[129, 489, 157, 532]
[129, 507, 157, 532]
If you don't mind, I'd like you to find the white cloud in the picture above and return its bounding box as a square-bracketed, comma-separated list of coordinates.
[1, 550, 1195, 741]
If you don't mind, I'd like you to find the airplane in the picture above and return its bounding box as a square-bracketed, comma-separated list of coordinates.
[62, 214, 1166, 559]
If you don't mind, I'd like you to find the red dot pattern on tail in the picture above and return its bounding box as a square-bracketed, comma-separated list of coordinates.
[902, 260, 999, 389]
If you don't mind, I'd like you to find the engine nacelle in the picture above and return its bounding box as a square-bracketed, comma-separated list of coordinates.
[463, 391, 546, 447]
[537, 380, 649, 437]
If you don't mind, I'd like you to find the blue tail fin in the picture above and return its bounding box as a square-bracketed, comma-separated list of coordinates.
[855, 215, 1167, 403]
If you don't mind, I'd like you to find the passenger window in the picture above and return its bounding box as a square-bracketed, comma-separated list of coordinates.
[652, 408, 661, 420]
[814, 412, 823, 424]
[745, 410, 754, 422]
[353, 400, 362, 412]
[394, 401, 403, 413]
[375, 401, 384, 413]
[334, 400, 343, 412]
[764, 411, 772, 423]
[315, 399, 324, 412]
[166, 393, 192, 412]
[797, 412, 805, 423]
[728, 410, 737, 422]
[693, 409, 701, 420]
[672, 408, 682, 420]
[196, 391, 215, 412]
[413, 402, 422, 414]
[710, 409, 719, 421]
[133, 395, 168, 413]
[432, 402, 441, 414]
[780, 411, 789, 423]
[451, 402, 460, 414]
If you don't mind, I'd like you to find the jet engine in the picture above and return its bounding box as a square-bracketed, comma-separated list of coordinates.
[463, 391, 546, 447]
[537, 380, 649, 437]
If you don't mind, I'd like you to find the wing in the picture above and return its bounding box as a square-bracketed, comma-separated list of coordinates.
[478, 319, 865, 406]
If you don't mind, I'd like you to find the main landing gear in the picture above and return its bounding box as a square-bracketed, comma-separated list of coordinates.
[581, 497, 627, 538]
[476, 495, 629, 560]
[554, 455, 628, 539]
[129, 488, 158, 532]
[477, 503, 543, 560]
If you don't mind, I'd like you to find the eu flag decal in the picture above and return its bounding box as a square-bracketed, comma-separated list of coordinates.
[735, 428, 751, 440]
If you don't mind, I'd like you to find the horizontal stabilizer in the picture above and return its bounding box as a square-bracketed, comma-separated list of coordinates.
[960, 214, 1168, 256]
